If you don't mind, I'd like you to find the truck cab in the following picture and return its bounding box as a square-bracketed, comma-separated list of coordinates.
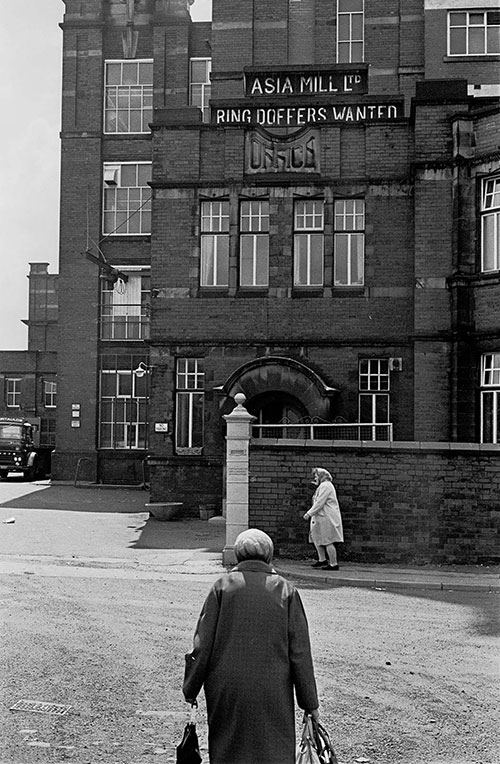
[0, 417, 40, 481]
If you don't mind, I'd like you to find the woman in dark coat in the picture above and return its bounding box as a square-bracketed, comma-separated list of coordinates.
[183, 528, 319, 764]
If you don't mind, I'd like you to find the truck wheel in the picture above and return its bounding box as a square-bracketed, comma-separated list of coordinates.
[0, 470, 8, 480]
[25, 463, 38, 482]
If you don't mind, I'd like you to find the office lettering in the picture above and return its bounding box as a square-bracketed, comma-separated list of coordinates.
[245, 129, 320, 174]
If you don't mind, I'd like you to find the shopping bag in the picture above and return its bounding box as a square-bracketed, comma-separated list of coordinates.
[311, 717, 338, 764]
[176, 701, 202, 764]
[296, 714, 321, 764]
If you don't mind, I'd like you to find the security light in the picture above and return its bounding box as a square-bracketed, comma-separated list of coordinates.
[134, 362, 152, 378]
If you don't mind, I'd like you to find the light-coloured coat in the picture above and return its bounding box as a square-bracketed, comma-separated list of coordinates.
[308, 480, 344, 545]
[183, 560, 318, 764]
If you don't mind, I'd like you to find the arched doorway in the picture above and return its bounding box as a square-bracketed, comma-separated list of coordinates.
[220, 356, 338, 420]
[246, 390, 308, 424]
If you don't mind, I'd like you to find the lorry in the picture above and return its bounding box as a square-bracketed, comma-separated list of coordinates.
[0, 417, 49, 481]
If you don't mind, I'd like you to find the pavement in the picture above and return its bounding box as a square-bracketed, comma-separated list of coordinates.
[0, 479, 498, 593]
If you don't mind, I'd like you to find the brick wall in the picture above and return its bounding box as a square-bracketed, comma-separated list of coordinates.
[475, 111, 500, 155]
[248, 441, 500, 564]
[400, 4, 424, 70]
[413, 341, 451, 441]
[148, 455, 224, 513]
[315, 0, 336, 65]
[211, 0, 253, 78]
[53, 137, 102, 481]
[253, 0, 289, 67]
[425, 9, 500, 86]
[289, 0, 315, 64]
[97, 452, 148, 486]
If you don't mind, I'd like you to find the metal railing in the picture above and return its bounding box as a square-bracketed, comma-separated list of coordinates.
[252, 422, 393, 441]
[74, 457, 95, 486]
[100, 312, 150, 340]
[140, 456, 150, 490]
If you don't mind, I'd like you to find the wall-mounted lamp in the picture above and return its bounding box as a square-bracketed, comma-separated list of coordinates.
[134, 361, 154, 378]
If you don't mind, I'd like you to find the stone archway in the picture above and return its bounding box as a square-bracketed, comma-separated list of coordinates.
[221, 356, 337, 421]
[246, 390, 308, 424]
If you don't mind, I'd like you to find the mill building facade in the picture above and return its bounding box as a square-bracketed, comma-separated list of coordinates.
[53, 0, 500, 514]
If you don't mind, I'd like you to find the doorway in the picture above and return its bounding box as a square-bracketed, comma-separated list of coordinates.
[246, 391, 308, 424]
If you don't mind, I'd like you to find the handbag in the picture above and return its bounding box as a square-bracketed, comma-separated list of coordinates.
[176, 701, 202, 764]
[311, 717, 338, 764]
[296, 714, 321, 764]
[296, 714, 339, 764]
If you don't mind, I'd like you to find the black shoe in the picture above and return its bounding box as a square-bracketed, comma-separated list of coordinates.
[311, 561, 328, 568]
[324, 564, 339, 571]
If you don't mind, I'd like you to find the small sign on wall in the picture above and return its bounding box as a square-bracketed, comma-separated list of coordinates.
[155, 422, 169, 433]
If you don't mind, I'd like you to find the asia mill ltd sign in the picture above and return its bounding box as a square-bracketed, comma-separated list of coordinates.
[244, 66, 368, 97]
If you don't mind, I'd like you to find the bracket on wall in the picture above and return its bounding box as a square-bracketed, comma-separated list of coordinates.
[84, 248, 129, 285]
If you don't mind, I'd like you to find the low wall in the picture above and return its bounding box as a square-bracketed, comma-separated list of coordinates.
[148, 455, 223, 518]
[52, 451, 145, 486]
[97, 452, 147, 486]
[248, 440, 500, 565]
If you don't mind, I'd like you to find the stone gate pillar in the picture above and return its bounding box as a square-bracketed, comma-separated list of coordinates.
[222, 393, 255, 566]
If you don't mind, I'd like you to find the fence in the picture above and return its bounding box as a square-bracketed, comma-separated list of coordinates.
[252, 422, 393, 441]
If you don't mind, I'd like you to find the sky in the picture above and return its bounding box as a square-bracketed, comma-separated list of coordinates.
[0, 0, 211, 351]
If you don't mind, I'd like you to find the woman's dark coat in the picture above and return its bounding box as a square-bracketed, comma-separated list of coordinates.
[183, 560, 319, 764]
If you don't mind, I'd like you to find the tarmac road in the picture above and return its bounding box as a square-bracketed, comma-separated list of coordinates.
[0, 480, 499, 764]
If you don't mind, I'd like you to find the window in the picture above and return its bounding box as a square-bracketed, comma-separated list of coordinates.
[481, 353, 500, 442]
[6, 379, 21, 408]
[101, 272, 150, 340]
[99, 355, 148, 449]
[359, 359, 390, 423]
[40, 418, 56, 448]
[294, 200, 324, 286]
[176, 359, 204, 454]
[103, 163, 152, 235]
[337, 0, 364, 63]
[104, 60, 153, 133]
[334, 199, 365, 286]
[44, 381, 57, 408]
[448, 11, 500, 56]
[240, 200, 269, 287]
[481, 176, 500, 272]
[200, 201, 230, 286]
[359, 358, 390, 392]
[189, 58, 212, 122]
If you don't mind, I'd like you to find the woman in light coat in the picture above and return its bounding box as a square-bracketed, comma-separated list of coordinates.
[183, 528, 319, 764]
[304, 467, 344, 570]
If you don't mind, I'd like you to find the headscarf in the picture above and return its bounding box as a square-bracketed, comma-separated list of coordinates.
[234, 529, 274, 564]
[313, 467, 333, 483]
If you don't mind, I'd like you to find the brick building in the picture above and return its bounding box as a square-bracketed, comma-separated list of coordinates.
[54, 0, 500, 513]
[0, 263, 58, 474]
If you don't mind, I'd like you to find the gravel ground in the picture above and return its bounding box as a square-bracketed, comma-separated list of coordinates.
[1, 568, 498, 764]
